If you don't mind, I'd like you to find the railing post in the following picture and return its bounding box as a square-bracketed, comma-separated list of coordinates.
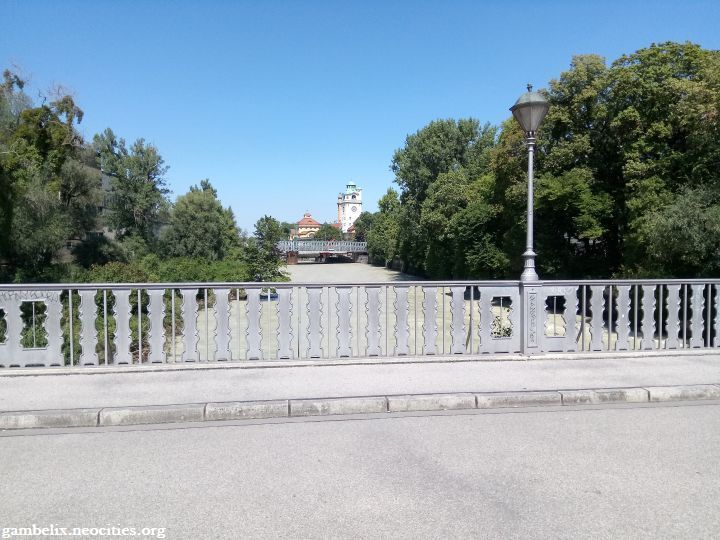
[521, 282, 542, 355]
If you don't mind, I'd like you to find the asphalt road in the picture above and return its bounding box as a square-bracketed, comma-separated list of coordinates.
[2, 403, 719, 539]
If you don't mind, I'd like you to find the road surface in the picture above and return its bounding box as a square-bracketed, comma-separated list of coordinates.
[2, 402, 719, 539]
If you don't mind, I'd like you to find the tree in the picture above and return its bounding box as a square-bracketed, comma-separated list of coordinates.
[160, 179, 241, 260]
[390, 119, 497, 274]
[351, 211, 375, 242]
[0, 70, 102, 279]
[243, 215, 286, 281]
[366, 188, 400, 267]
[314, 223, 342, 241]
[93, 128, 169, 242]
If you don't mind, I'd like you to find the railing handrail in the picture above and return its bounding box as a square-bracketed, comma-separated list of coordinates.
[0, 280, 521, 291]
[2, 278, 720, 291]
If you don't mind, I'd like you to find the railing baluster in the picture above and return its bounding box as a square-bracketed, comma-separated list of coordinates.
[608, 286, 614, 350]
[306, 287, 322, 358]
[137, 289, 143, 363]
[615, 286, 630, 351]
[641, 285, 655, 350]
[103, 289, 109, 364]
[31, 301, 36, 348]
[469, 286, 474, 354]
[666, 285, 680, 349]
[204, 288, 209, 362]
[657, 285, 664, 350]
[442, 287, 446, 354]
[113, 289, 132, 364]
[336, 287, 352, 357]
[690, 284, 705, 348]
[450, 286, 465, 354]
[581, 286, 586, 351]
[246, 287, 263, 360]
[171, 289, 176, 362]
[682, 284, 688, 347]
[277, 288, 293, 359]
[147, 289, 165, 363]
[706, 284, 712, 348]
[68, 289, 74, 366]
[214, 288, 232, 361]
[180, 288, 199, 362]
[590, 285, 604, 351]
[422, 286, 438, 355]
[78, 289, 98, 365]
[714, 284, 720, 348]
[366, 287, 382, 356]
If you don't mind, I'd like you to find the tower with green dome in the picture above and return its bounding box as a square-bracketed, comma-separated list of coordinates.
[336, 181, 363, 233]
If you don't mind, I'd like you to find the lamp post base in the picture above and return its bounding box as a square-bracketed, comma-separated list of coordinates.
[520, 249, 539, 282]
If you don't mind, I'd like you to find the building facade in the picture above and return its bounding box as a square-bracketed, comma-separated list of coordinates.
[336, 182, 362, 233]
[294, 212, 321, 239]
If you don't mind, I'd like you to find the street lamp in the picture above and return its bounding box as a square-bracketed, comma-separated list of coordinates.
[510, 84, 549, 281]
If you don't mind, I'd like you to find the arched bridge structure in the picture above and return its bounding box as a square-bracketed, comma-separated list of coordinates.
[277, 240, 368, 263]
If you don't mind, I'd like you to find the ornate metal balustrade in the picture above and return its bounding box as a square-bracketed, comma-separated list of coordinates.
[277, 241, 367, 253]
[0, 279, 718, 368]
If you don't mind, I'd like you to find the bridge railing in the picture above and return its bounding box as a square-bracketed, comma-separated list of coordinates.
[1, 279, 719, 367]
[277, 240, 367, 253]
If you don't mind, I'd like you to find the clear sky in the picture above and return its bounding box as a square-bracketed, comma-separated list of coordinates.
[2, 0, 719, 231]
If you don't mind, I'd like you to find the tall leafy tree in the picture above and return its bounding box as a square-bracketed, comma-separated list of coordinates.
[160, 179, 240, 260]
[93, 128, 169, 243]
[390, 119, 497, 275]
[314, 223, 342, 240]
[0, 70, 101, 279]
[366, 188, 400, 267]
[244, 215, 286, 281]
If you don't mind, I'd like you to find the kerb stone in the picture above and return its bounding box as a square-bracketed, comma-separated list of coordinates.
[561, 388, 648, 405]
[646, 385, 720, 402]
[387, 393, 475, 412]
[476, 391, 561, 409]
[206, 400, 288, 421]
[99, 404, 204, 426]
[0, 408, 99, 430]
[290, 396, 387, 416]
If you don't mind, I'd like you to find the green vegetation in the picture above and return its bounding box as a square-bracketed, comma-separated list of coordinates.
[2, 40, 718, 283]
[0, 70, 285, 283]
[314, 223, 343, 241]
[363, 42, 720, 279]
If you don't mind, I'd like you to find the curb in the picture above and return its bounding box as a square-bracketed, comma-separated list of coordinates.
[2, 384, 719, 431]
[2, 349, 718, 378]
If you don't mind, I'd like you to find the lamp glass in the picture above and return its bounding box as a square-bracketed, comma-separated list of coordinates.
[509, 89, 550, 133]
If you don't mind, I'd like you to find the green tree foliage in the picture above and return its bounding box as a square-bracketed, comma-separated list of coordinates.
[160, 179, 241, 260]
[351, 211, 375, 242]
[314, 223, 343, 241]
[93, 128, 169, 242]
[533, 42, 720, 277]
[0, 70, 102, 280]
[388, 119, 498, 275]
[243, 216, 287, 281]
[366, 188, 401, 267]
[0, 68, 283, 284]
[371, 42, 720, 279]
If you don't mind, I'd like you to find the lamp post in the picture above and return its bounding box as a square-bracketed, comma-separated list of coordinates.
[510, 84, 550, 281]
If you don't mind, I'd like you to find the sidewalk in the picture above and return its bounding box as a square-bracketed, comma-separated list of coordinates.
[2, 353, 720, 412]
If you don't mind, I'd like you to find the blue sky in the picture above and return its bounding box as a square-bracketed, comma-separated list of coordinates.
[2, 0, 719, 231]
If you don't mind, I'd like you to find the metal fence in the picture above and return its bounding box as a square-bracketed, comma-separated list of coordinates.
[1, 279, 719, 368]
[277, 241, 367, 253]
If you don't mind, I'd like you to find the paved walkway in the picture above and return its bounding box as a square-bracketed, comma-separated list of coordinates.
[1, 353, 719, 412]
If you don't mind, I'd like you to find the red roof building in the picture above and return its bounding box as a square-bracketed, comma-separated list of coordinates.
[296, 212, 321, 238]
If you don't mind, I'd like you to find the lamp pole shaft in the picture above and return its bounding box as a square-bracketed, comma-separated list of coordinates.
[521, 134, 538, 281]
